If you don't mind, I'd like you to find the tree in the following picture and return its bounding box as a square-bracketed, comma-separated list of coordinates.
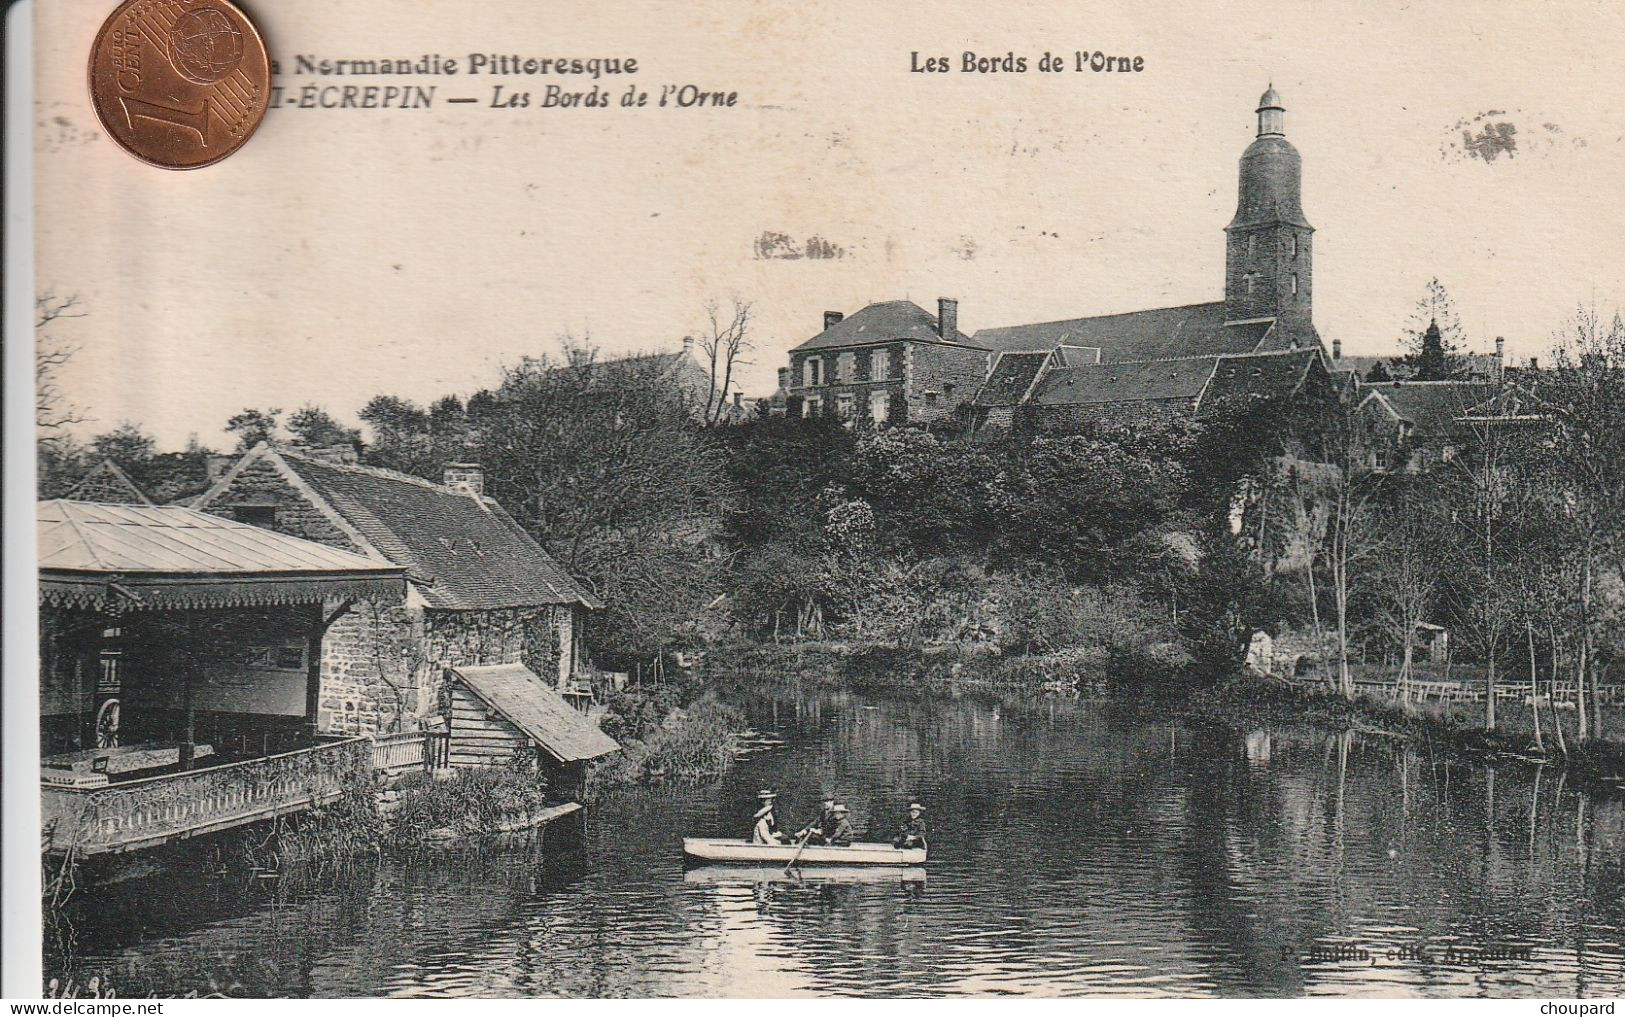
[1398, 278, 1468, 380]
[286, 404, 361, 450]
[90, 422, 157, 467]
[1534, 304, 1625, 741]
[472, 340, 732, 664]
[35, 292, 87, 444]
[694, 298, 754, 426]
[225, 407, 283, 450]
[1364, 482, 1447, 704]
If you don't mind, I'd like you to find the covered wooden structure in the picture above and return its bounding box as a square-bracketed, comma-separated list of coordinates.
[38, 500, 405, 855]
[447, 663, 619, 795]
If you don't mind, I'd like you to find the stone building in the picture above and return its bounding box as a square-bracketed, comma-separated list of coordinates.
[784, 299, 992, 424]
[966, 87, 1336, 431]
[192, 444, 602, 738]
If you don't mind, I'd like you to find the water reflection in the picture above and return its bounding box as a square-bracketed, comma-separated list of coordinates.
[49, 685, 1625, 997]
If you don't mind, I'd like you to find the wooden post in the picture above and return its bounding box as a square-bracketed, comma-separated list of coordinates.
[180, 616, 196, 771]
[306, 604, 324, 744]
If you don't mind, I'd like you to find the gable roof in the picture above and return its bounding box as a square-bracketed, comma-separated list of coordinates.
[38, 500, 403, 611]
[1362, 381, 1496, 439]
[198, 446, 600, 611]
[791, 300, 979, 353]
[452, 663, 619, 763]
[1030, 356, 1219, 407]
[974, 301, 1276, 362]
[1195, 349, 1324, 417]
[973, 351, 1052, 407]
[65, 460, 153, 506]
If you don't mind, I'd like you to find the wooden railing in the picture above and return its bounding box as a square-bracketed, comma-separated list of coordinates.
[1294, 675, 1625, 706]
[41, 736, 373, 857]
[370, 729, 451, 777]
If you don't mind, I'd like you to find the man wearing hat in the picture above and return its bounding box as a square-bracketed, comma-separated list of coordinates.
[826, 803, 855, 847]
[751, 790, 787, 845]
[794, 793, 839, 846]
[893, 802, 927, 849]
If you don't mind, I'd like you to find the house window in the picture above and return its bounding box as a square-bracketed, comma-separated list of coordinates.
[836, 392, 855, 419]
[836, 352, 855, 383]
[870, 390, 890, 423]
[804, 395, 822, 418]
[871, 349, 890, 381]
[803, 357, 823, 387]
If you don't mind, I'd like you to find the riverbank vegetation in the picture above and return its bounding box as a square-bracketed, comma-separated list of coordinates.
[41, 298, 1625, 767]
[588, 687, 744, 791]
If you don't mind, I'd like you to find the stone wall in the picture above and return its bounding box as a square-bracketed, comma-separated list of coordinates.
[315, 601, 573, 736]
[904, 343, 992, 421]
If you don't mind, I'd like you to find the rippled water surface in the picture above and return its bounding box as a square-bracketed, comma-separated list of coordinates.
[51, 684, 1625, 997]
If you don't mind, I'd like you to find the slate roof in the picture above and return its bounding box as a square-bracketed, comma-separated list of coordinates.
[452, 663, 619, 763]
[974, 301, 1274, 362]
[1362, 381, 1496, 439]
[202, 447, 600, 612]
[973, 351, 1052, 407]
[65, 460, 152, 506]
[1030, 357, 1219, 407]
[791, 300, 978, 352]
[1196, 349, 1323, 416]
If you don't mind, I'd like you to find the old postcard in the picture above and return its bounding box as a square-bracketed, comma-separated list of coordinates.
[10, 0, 1625, 1000]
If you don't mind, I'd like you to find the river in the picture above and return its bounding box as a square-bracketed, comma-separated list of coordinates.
[48, 681, 1625, 997]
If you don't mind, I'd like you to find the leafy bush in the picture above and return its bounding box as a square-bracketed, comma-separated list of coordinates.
[589, 692, 743, 789]
[386, 765, 550, 846]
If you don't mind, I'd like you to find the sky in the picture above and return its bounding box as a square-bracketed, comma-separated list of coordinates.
[34, 0, 1625, 450]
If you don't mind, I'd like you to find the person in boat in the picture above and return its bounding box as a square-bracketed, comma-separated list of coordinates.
[751, 789, 787, 845]
[826, 803, 854, 847]
[794, 793, 838, 845]
[893, 802, 927, 849]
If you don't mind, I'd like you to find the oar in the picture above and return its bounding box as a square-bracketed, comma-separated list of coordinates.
[782, 828, 814, 875]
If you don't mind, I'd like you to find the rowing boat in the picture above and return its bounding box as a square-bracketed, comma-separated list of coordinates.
[684, 865, 926, 885]
[682, 837, 927, 866]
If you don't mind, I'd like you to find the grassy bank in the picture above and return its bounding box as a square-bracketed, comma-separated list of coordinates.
[586, 688, 745, 794]
[1190, 673, 1625, 786]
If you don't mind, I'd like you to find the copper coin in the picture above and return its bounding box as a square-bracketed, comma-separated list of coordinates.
[87, 0, 270, 170]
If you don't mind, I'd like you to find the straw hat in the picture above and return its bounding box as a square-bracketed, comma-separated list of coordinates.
[756, 789, 777, 800]
[831, 803, 850, 814]
[908, 802, 925, 812]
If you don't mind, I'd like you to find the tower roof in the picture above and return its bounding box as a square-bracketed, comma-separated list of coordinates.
[1258, 85, 1283, 110]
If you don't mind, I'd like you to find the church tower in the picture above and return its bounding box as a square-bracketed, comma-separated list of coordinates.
[1225, 86, 1316, 344]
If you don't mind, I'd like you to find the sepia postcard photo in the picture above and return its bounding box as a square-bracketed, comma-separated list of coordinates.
[7, 0, 1625, 1000]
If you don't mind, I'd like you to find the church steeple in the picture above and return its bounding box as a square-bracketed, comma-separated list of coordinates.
[1225, 86, 1316, 344]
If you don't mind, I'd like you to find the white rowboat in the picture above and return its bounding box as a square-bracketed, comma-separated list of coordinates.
[683, 837, 927, 866]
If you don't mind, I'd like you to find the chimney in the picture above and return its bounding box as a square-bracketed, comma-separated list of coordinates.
[938, 298, 958, 340]
[823, 311, 844, 331]
[302, 445, 359, 466]
[733, 392, 743, 409]
[1528, 355, 1539, 371]
[777, 366, 788, 390]
[1332, 338, 1342, 360]
[682, 335, 695, 355]
[1495, 336, 1505, 361]
[442, 462, 484, 497]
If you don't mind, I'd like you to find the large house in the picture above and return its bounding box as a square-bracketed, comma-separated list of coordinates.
[192, 445, 604, 740]
[783, 299, 992, 424]
[966, 87, 1333, 429]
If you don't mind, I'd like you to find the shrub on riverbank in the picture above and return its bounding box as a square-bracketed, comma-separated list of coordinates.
[385, 765, 551, 848]
[588, 691, 743, 790]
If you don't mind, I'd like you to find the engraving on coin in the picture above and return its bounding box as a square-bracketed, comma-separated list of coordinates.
[167, 8, 243, 83]
[88, 0, 269, 169]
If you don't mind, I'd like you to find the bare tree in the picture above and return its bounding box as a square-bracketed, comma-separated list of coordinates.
[35, 292, 87, 444]
[1365, 485, 1445, 705]
[694, 298, 754, 426]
